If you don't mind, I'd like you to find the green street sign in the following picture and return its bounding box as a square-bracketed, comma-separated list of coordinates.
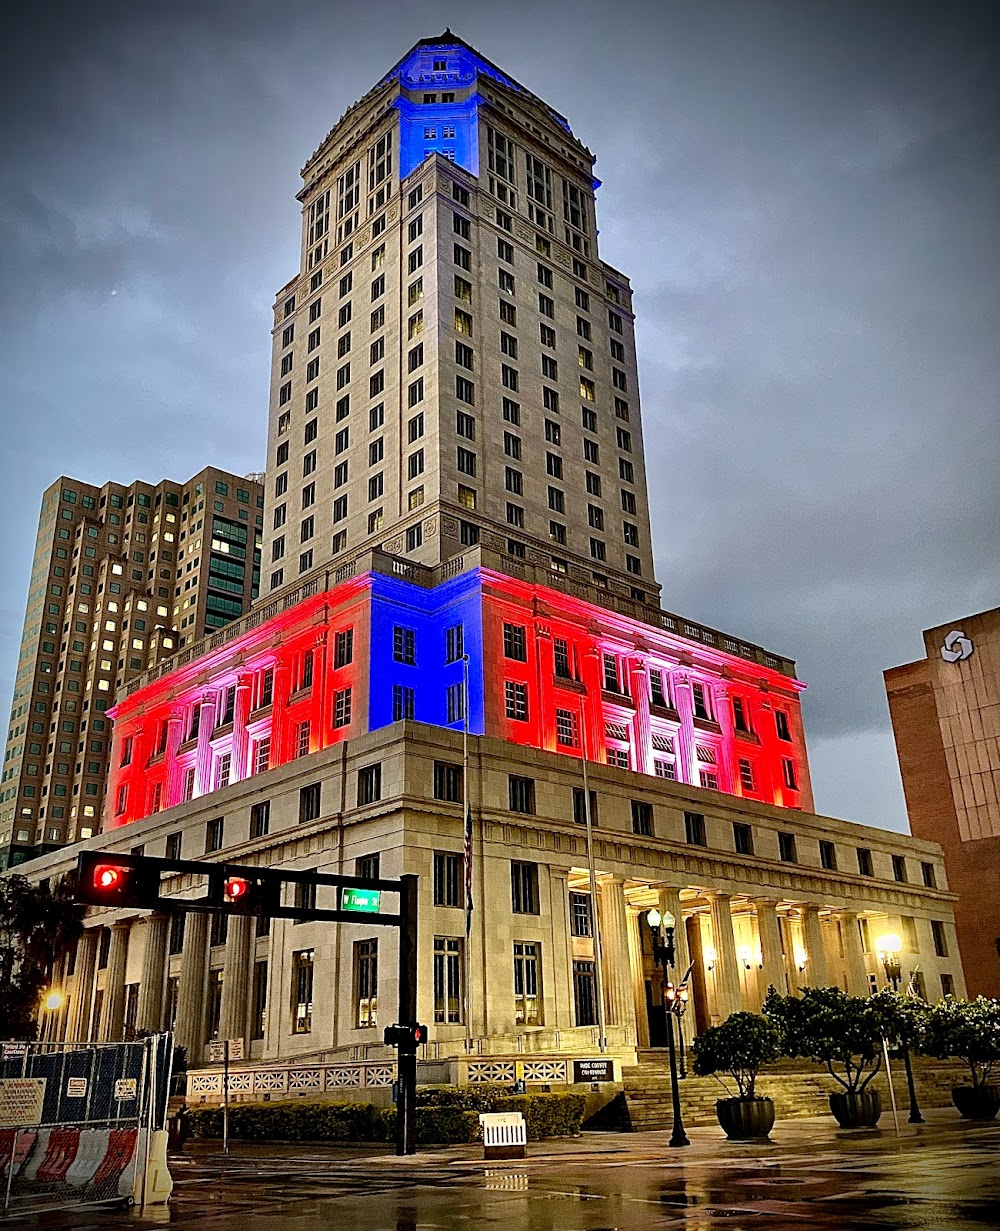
[342, 886, 382, 914]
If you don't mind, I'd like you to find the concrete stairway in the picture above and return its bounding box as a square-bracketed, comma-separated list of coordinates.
[622, 1051, 968, 1131]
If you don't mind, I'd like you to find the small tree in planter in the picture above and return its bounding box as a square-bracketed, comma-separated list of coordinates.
[920, 996, 1000, 1120]
[763, 986, 917, 1129]
[691, 1011, 783, 1139]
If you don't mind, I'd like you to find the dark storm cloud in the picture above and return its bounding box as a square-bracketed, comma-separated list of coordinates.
[1, 0, 997, 830]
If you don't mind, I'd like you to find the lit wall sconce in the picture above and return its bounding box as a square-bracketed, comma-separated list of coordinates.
[793, 945, 808, 972]
[738, 944, 753, 971]
[703, 944, 717, 972]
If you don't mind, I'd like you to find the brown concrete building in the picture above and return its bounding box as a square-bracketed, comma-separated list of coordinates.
[885, 607, 1000, 997]
[0, 468, 263, 867]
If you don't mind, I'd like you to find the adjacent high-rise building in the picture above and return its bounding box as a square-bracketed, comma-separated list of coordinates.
[0, 468, 263, 867]
[4, 35, 965, 1068]
[262, 31, 657, 604]
[886, 607, 1000, 997]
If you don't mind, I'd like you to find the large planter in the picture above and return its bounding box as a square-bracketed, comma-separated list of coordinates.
[829, 1090, 881, 1129]
[716, 1097, 775, 1140]
[952, 1085, 1000, 1121]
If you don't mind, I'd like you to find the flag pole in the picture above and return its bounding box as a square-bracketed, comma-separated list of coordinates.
[462, 653, 474, 1044]
[580, 696, 608, 1055]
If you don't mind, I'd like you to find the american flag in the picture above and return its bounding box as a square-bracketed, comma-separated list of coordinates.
[464, 803, 474, 936]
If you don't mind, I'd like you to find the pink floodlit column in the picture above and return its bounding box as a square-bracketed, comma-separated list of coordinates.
[670, 673, 697, 787]
[713, 683, 738, 794]
[193, 692, 219, 797]
[754, 688, 783, 805]
[231, 674, 254, 781]
[534, 626, 558, 752]
[628, 657, 653, 775]
[580, 646, 606, 764]
[270, 661, 293, 767]
[163, 710, 186, 807]
[314, 631, 331, 749]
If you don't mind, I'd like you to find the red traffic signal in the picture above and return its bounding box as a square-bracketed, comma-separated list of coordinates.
[77, 852, 162, 909]
[224, 876, 250, 903]
[383, 1024, 428, 1051]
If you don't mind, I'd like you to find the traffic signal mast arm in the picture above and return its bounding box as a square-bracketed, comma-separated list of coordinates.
[75, 849, 403, 923]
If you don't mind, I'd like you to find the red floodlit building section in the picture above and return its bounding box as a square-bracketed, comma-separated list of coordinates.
[106, 566, 812, 827]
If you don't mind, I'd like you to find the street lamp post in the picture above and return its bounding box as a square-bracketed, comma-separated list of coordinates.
[646, 907, 690, 1148]
[876, 933, 923, 1125]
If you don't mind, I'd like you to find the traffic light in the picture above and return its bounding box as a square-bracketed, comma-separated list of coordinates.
[211, 869, 280, 917]
[383, 1024, 427, 1052]
[77, 851, 162, 909]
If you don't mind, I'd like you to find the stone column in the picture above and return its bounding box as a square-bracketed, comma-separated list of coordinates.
[533, 624, 558, 752]
[670, 674, 696, 787]
[628, 657, 653, 775]
[598, 878, 635, 1039]
[231, 674, 254, 782]
[713, 683, 738, 795]
[706, 892, 742, 1020]
[174, 911, 209, 1063]
[270, 660, 294, 766]
[68, 929, 99, 1042]
[218, 915, 254, 1044]
[625, 907, 650, 1048]
[163, 710, 186, 808]
[839, 911, 869, 996]
[193, 692, 219, 796]
[101, 921, 131, 1041]
[135, 913, 169, 1034]
[754, 899, 786, 1004]
[800, 905, 831, 988]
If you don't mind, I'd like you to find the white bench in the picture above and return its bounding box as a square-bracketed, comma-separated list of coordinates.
[479, 1112, 527, 1160]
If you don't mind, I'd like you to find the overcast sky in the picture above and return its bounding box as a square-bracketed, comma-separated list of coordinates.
[1, 1, 997, 832]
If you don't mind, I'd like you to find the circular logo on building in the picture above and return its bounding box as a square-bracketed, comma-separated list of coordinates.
[941, 629, 974, 663]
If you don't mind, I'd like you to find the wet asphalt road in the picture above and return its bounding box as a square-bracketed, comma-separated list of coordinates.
[10, 1108, 1000, 1230]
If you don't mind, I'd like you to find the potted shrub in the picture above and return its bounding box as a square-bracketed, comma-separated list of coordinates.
[764, 986, 913, 1129]
[692, 1011, 782, 1139]
[921, 996, 1000, 1120]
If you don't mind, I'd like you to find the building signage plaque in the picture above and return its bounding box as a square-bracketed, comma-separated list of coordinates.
[0, 1078, 46, 1128]
[572, 1059, 614, 1084]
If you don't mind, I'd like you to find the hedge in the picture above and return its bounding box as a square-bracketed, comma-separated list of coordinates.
[186, 1089, 585, 1145]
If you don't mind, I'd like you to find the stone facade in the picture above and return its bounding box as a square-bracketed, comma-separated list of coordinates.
[886, 606, 1000, 996]
[30, 722, 963, 1064]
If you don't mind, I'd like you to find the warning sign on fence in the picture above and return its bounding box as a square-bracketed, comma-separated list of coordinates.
[66, 1077, 88, 1098]
[114, 1079, 137, 1101]
[0, 1078, 47, 1128]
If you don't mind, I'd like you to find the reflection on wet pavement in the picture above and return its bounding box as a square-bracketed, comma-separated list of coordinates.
[14, 1109, 1000, 1231]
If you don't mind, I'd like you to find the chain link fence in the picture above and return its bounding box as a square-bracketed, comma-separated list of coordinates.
[0, 1034, 172, 1216]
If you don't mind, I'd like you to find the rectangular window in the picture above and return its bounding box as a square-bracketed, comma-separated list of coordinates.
[778, 832, 797, 863]
[921, 861, 937, 889]
[393, 625, 416, 665]
[456, 377, 475, 405]
[250, 801, 270, 838]
[206, 816, 224, 853]
[513, 941, 540, 1025]
[503, 622, 527, 661]
[857, 847, 874, 876]
[334, 686, 352, 727]
[572, 787, 598, 827]
[433, 851, 464, 907]
[733, 822, 754, 855]
[392, 684, 415, 721]
[511, 861, 539, 914]
[555, 708, 578, 747]
[355, 939, 378, 1028]
[298, 781, 321, 824]
[931, 920, 948, 958]
[165, 831, 182, 861]
[631, 800, 653, 836]
[782, 758, 798, 791]
[775, 710, 792, 741]
[684, 811, 706, 845]
[573, 959, 597, 1027]
[738, 758, 756, 792]
[446, 681, 465, 723]
[892, 854, 908, 882]
[504, 679, 528, 721]
[569, 892, 592, 938]
[334, 628, 354, 668]
[819, 840, 837, 870]
[357, 764, 382, 805]
[508, 774, 535, 814]
[692, 682, 712, 721]
[292, 949, 314, 1033]
[433, 761, 463, 803]
[433, 937, 464, 1025]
